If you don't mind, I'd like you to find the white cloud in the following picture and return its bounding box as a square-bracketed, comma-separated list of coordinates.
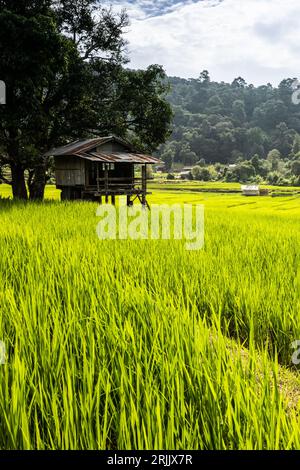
[114, 0, 300, 85]
[105, 1, 202, 20]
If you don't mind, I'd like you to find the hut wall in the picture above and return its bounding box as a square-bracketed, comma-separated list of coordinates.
[55, 156, 85, 187]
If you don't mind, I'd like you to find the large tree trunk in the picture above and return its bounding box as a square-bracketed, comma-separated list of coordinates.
[28, 165, 46, 201]
[11, 164, 28, 200]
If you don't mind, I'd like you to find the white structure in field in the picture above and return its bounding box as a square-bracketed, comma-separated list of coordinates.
[241, 185, 260, 196]
[0, 81, 6, 105]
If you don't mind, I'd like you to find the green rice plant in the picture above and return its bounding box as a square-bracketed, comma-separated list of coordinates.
[0, 190, 299, 449]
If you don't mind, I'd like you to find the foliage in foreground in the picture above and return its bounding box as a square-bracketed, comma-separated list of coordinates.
[0, 193, 300, 449]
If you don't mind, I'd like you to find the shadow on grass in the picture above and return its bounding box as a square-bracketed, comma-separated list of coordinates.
[0, 198, 101, 218]
[0, 197, 66, 212]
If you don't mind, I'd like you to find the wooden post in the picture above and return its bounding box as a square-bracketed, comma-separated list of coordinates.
[127, 195, 132, 207]
[142, 164, 147, 207]
[132, 164, 135, 191]
[104, 164, 109, 202]
[111, 195, 116, 206]
[96, 163, 100, 193]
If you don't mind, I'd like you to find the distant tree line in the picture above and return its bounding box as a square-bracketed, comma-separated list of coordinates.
[159, 71, 300, 185]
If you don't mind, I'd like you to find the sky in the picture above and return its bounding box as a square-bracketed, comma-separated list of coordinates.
[104, 0, 300, 86]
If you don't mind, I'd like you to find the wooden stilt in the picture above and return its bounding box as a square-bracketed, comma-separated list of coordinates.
[137, 194, 150, 210]
[96, 163, 100, 194]
[142, 164, 147, 207]
[104, 164, 109, 193]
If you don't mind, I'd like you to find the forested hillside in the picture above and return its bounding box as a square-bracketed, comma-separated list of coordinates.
[158, 71, 300, 184]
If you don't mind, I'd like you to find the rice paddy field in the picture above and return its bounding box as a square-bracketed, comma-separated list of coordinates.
[0, 183, 300, 449]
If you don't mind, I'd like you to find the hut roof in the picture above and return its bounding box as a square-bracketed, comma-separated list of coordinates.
[45, 136, 160, 164]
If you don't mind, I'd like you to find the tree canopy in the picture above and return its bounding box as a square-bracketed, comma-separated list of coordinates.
[0, 1, 172, 199]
